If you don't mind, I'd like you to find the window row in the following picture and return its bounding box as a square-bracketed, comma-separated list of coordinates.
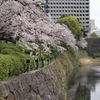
[50, 10, 89, 13]
[51, 14, 89, 17]
[49, 2, 89, 5]
[49, 6, 89, 9]
[50, 0, 89, 1]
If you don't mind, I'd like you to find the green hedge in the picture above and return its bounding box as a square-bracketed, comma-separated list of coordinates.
[0, 41, 61, 80]
[0, 41, 35, 80]
[0, 53, 35, 80]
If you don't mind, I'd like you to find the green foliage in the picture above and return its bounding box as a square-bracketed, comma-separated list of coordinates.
[0, 41, 35, 80]
[58, 46, 81, 69]
[66, 46, 81, 67]
[51, 48, 60, 58]
[0, 41, 25, 53]
[56, 16, 84, 40]
[90, 32, 98, 38]
[60, 14, 67, 18]
[78, 48, 89, 58]
[93, 52, 100, 58]
[0, 40, 61, 80]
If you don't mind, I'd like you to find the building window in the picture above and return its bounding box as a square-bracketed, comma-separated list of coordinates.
[71, 10, 73, 12]
[86, 18, 89, 20]
[86, 3, 89, 5]
[68, 10, 70, 12]
[86, 10, 89, 12]
[86, 14, 89, 16]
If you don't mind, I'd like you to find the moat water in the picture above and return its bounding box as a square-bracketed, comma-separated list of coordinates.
[67, 66, 100, 100]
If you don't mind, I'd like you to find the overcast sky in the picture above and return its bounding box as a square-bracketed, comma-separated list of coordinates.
[90, 0, 100, 29]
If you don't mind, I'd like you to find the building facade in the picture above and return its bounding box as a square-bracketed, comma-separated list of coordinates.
[48, 0, 90, 33]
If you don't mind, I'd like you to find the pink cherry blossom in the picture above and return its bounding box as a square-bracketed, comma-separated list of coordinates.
[0, 0, 87, 54]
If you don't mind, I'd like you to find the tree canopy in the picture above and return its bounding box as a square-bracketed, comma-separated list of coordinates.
[0, 0, 87, 54]
[56, 16, 84, 40]
[90, 32, 98, 38]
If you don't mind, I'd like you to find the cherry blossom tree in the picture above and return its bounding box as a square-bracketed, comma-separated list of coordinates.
[77, 38, 88, 48]
[0, 0, 87, 55]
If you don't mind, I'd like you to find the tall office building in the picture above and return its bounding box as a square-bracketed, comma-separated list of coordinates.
[48, 0, 90, 33]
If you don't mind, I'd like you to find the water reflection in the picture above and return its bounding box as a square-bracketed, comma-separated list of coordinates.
[67, 66, 100, 100]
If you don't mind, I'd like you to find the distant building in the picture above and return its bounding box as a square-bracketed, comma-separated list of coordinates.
[90, 19, 97, 33]
[98, 29, 100, 37]
[91, 29, 100, 37]
[89, 19, 100, 37]
[47, 0, 90, 33]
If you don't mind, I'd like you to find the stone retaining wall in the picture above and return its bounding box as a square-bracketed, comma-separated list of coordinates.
[85, 38, 100, 56]
[0, 53, 75, 100]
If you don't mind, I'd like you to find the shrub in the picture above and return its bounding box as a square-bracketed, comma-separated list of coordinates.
[0, 41, 35, 80]
[90, 32, 98, 38]
[0, 53, 35, 80]
[93, 52, 100, 58]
